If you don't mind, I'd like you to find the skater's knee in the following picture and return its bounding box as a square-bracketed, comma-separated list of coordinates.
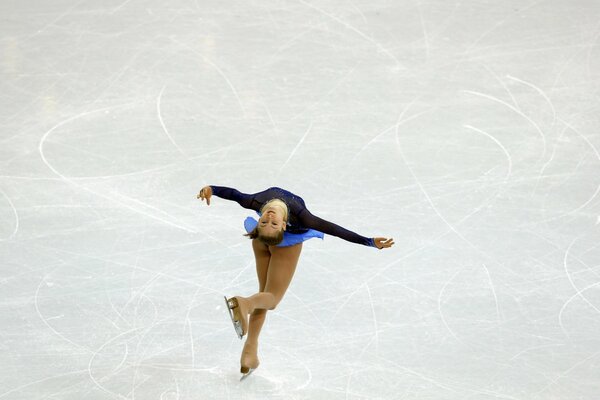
[261, 291, 280, 310]
[268, 294, 284, 310]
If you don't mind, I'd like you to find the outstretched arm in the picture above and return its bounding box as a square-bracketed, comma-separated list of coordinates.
[197, 185, 257, 210]
[298, 210, 394, 249]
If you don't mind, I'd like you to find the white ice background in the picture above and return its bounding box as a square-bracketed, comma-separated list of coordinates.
[1, 1, 600, 399]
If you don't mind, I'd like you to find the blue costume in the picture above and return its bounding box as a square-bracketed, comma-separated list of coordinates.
[210, 186, 376, 248]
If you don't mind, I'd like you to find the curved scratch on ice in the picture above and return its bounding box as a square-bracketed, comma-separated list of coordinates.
[34, 272, 91, 352]
[157, 84, 189, 159]
[274, 346, 313, 390]
[562, 237, 600, 337]
[463, 124, 513, 181]
[482, 263, 501, 321]
[88, 327, 143, 399]
[169, 37, 246, 117]
[0, 190, 19, 241]
[297, 0, 404, 70]
[437, 267, 466, 343]
[507, 75, 556, 126]
[395, 108, 500, 272]
[38, 104, 198, 234]
[509, 343, 564, 361]
[356, 97, 431, 158]
[538, 119, 600, 225]
[559, 118, 600, 215]
[463, 90, 547, 159]
[559, 281, 600, 337]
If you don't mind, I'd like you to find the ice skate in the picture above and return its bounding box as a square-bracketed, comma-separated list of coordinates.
[224, 296, 250, 339]
[240, 341, 259, 380]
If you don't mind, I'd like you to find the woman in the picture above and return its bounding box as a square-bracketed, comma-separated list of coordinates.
[197, 185, 394, 378]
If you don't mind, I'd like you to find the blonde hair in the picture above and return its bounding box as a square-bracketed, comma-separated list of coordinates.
[261, 199, 288, 221]
[243, 199, 288, 246]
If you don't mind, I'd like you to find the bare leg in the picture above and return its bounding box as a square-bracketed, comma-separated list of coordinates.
[245, 239, 270, 345]
[245, 242, 303, 312]
[239, 240, 302, 373]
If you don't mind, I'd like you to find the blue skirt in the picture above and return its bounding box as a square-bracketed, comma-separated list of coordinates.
[244, 216, 324, 247]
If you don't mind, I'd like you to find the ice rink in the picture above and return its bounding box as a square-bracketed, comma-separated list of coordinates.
[1, 1, 600, 399]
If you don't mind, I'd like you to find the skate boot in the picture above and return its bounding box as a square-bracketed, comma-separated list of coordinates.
[224, 296, 250, 339]
[240, 341, 259, 380]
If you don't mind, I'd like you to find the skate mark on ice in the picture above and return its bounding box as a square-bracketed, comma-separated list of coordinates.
[169, 37, 247, 117]
[278, 121, 312, 177]
[0, 369, 89, 399]
[354, 97, 431, 161]
[395, 109, 505, 272]
[184, 287, 204, 368]
[0, 189, 19, 241]
[297, 0, 405, 70]
[463, 89, 547, 160]
[482, 263, 501, 322]
[535, 350, 600, 396]
[364, 283, 380, 353]
[561, 238, 600, 337]
[273, 346, 313, 390]
[157, 84, 189, 159]
[559, 281, 600, 337]
[290, 66, 357, 121]
[87, 327, 144, 399]
[416, 1, 430, 60]
[38, 104, 199, 234]
[556, 119, 600, 217]
[509, 343, 564, 361]
[463, 124, 512, 181]
[110, 0, 135, 14]
[507, 75, 556, 126]
[437, 267, 467, 344]
[34, 271, 91, 352]
[286, 289, 327, 331]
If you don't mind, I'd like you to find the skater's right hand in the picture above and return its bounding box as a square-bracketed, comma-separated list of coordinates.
[374, 237, 394, 249]
[197, 186, 212, 205]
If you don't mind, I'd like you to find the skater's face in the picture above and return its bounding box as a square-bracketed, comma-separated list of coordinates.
[258, 204, 286, 236]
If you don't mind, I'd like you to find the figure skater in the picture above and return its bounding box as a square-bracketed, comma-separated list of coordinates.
[197, 185, 394, 379]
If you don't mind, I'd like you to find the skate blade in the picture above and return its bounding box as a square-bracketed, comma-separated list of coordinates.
[224, 296, 243, 339]
[240, 368, 256, 381]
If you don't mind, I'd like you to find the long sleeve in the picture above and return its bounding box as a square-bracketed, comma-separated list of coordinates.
[209, 185, 258, 210]
[298, 209, 376, 247]
[208, 185, 377, 248]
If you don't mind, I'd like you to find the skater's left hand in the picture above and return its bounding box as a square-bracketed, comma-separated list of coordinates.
[374, 237, 394, 249]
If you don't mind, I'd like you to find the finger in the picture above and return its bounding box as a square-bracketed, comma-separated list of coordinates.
[380, 238, 393, 248]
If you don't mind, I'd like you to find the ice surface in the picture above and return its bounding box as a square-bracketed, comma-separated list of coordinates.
[1, 1, 600, 399]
